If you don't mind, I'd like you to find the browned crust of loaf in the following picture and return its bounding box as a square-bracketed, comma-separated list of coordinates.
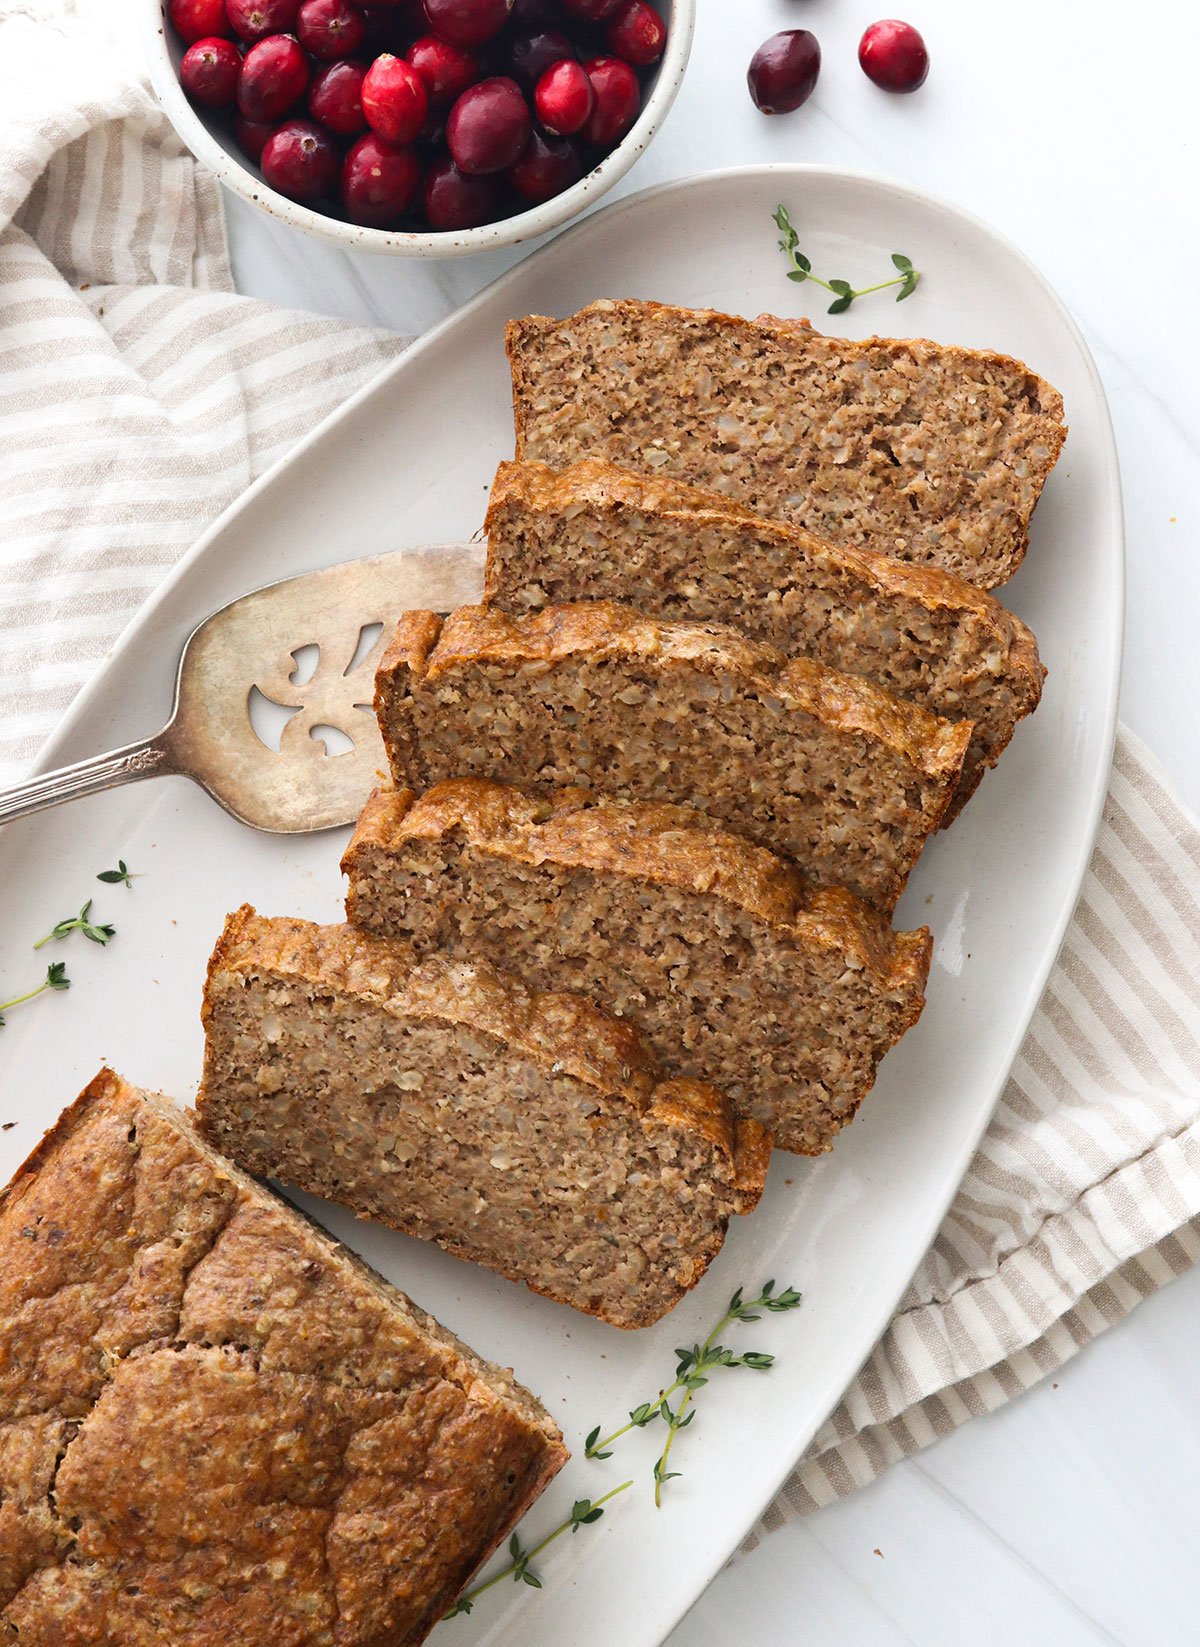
[505, 300, 1068, 586]
[1, 1068, 567, 1643]
[377, 601, 973, 786]
[345, 781, 933, 1000]
[208, 905, 765, 1185]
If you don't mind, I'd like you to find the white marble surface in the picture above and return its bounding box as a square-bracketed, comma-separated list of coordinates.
[224, 1, 1200, 1640]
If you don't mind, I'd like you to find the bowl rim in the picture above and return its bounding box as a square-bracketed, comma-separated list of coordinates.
[143, 0, 695, 259]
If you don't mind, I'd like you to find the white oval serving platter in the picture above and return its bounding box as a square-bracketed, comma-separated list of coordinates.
[0, 166, 1122, 1647]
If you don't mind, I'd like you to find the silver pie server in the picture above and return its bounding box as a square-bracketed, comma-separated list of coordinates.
[0, 545, 480, 833]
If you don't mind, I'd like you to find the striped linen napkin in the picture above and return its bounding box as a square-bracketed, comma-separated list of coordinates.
[4, 0, 1200, 1545]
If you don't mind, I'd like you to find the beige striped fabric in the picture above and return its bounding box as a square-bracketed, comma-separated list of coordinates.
[5, 0, 1200, 1545]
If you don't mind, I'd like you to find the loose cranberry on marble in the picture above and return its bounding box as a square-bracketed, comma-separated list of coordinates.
[342, 131, 423, 222]
[261, 117, 340, 199]
[407, 34, 480, 104]
[234, 114, 276, 159]
[604, 0, 665, 67]
[560, 0, 620, 21]
[169, 0, 233, 42]
[580, 54, 638, 146]
[422, 0, 514, 49]
[308, 58, 368, 132]
[423, 155, 502, 227]
[534, 59, 593, 136]
[296, 0, 367, 59]
[237, 34, 310, 121]
[446, 75, 530, 173]
[508, 127, 582, 201]
[180, 36, 241, 106]
[226, 0, 299, 44]
[361, 53, 430, 142]
[858, 19, 929, 92]
[507, 28, 575, 91]
[747, 29, 820, 114]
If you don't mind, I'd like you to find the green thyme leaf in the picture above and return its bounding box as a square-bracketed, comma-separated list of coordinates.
[97, 859, 139, 888]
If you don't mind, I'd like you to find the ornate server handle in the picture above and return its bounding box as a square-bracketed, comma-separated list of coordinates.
[0, 734, 177, 827]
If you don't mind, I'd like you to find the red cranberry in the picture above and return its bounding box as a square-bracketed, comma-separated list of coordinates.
[168, 0, 231, 43]
[747, 30, 820, 114]
[342, 131, 423, 223]
[261, 118, 340, 199]
[180, 36, 241, 106]
[308, 58, 368, 132]
[237, 35, 309, 121]
[422, 0, 513, 49]
[226, 0, 299, 43]
[604, 1, 665, 67]
[361, 53, 429, 142]
[423, 155, 501, 227]
[507, 28, 575, 91]
[234, 114, 275, 158]
[858, 20, 929, 92]
[534, 60, 593, 136]
[508, 127, 581, 201]
[560, 0, 620, 20]
[407, 34, 480, 104]
[446, 75, 530, 173]
[296, 0, 366, 58]
[580, 55, 638, 147]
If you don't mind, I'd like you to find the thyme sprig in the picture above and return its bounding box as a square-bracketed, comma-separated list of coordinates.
[97, 859, 139, 889]
[0, 962, 70, 1026]
[774, 205, 919, 314]
[33, 899, 115, 949]
[445, 1482, 632, 1619]
[586, 1280, 802, 1506]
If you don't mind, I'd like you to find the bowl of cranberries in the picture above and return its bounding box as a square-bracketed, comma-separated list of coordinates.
[147, 0, 693, 254]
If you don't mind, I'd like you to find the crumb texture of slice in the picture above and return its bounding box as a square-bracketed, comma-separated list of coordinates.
[374, 601, 971, 912]
[484, 458, 1045, 815]
[505, 300, 1067, 588]
[198, 908, 768, 1330]
[344, 782, 932, 1153]
[0, 1068, 566, 1647]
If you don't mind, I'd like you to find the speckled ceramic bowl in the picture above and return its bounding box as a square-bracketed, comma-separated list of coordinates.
[144, 0, 694, 258]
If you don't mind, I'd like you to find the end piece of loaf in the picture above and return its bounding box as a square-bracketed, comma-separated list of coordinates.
[0, 1068, 565, 1647]
[344, 781, 932, 1154]
[373, 601, 971, 912]
[505, 299, 1067, 589]
[484, 457, 1045, 816]
[198, 907, 769, 1330]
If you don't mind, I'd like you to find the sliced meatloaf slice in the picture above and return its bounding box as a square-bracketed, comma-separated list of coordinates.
[505, 299, 1067, 589]
[0, 1068, 565, 1647]
[484, 458, 1045, 818]
[198, 907, 769, 1329]
[343, 781, 933, 1154]
[373, 601, 972, 912]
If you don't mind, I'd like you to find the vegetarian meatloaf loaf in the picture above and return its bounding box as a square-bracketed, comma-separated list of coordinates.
[373, 601, 972, 912]
[0, 1068, 565, 1647]
[343, 781, 933, 1154]
[198, 907, 768, 1329]
[505, 299, 1068, 588]
[484, 457, 1045, 815]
